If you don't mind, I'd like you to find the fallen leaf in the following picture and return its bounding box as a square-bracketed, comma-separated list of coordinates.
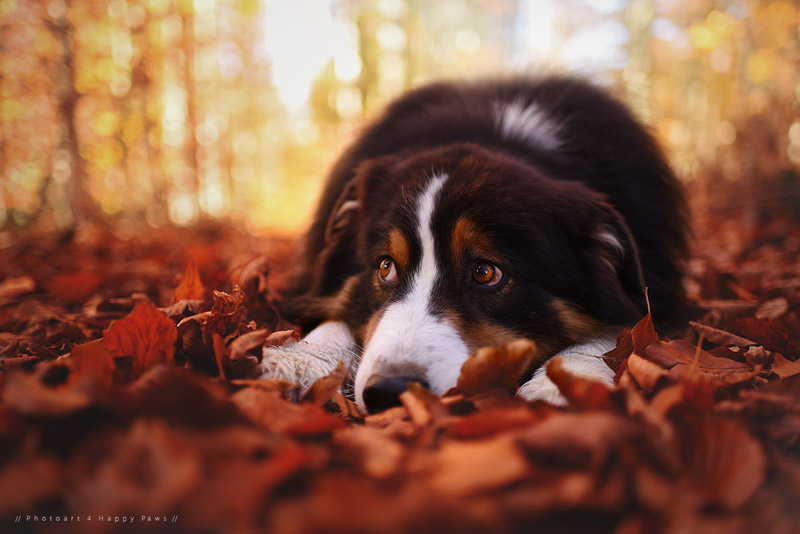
[771, 353, 800, 379]
[455, 339, 538, 397]
[643, 339, 753, 380]
[684, 418, 766, 510]
[174, 254, 206, 301]
[302, 361, 347, 407]
[689, 321, 756, 347]
[42, 271, 102, 305]
[602, 327, 633, 372]
[427, 435, 529, 497]
[0, 275, 35, 300]
[264, 329, 301, 348]
[626, 353, 668, 394]
[103, 301, 178, 375]
[631, 309, 658, 356]
[545, 357, 613, 408]
[69, 338, 115, 387]
[755, 297, 789, 320]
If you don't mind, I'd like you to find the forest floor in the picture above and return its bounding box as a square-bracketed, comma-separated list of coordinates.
[0, 210, 799, 533]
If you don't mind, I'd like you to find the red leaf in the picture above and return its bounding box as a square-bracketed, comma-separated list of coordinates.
[685, 419, 766, 510]
[643, 339, 752, 380]
[454, 339, 539, 397]
[103, 301, 177, 375]
[69, 338, 115, 387]
[545, 357, 613, 408]
[632, 311, 658, 356]
[174, 254, 206, 301]
[43, 271, 101, 304]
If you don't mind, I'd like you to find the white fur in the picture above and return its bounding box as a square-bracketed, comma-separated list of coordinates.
[496, 101, 561, 152]
[258, 320, 356, 400]
[516, 335, 617, 405]
[596, 230, 624, 255]
[353, 174, 470, 411]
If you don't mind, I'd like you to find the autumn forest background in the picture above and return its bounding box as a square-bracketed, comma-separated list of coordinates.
[2, 0, 799, 237]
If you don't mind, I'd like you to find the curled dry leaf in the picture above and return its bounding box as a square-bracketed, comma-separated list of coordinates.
[265, 329, 301, 348]
[455, 339, 538, 397]
[103, 301, 177, 376]
[427, 435, 529, 497]
[755, 297, 789, 320]
[602, 326, 633, 372]
[174, 254, 206, 302]
[771, 353, 800, 379]
[626, 353, 668, 394]
[689, 321, 755, 347]
[642, 339, 757, 383]
[545, 357, 613, 408]
[302, 361, 348, 407]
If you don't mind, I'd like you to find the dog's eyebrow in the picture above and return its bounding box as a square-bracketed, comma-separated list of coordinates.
[388, 228, 411, 272]
[450, 217, 497, 265]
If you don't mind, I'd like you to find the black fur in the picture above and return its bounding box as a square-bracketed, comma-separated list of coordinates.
[282, 76, 689, 350]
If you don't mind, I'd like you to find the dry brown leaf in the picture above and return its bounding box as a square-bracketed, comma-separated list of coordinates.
[448, 406, 540, 439]
[104, 301, 178, 375]
[302, 361, 347, 407]
[516, 412, 624, 470]
[755, 297, 789, 320]
[1, 363, 92, 416]
[427, 435, 529, 497]
[771, 353, 800, 379]
[602, 326, 633, 372]
[545, 357, 613, 408]
[643, 339, 752, 380]
[455, 339, 538, 397]
[69, 338, 115, 387]
[43, 271, 102, 304]
[686, 418, 766, 510]
[627, 353, 668, 394]
[689, 321, 756, 347]
[174, 254, 206, 301]
[0, 275, 35, 300]
[0, 445, 62, 515]
[631, 309, 658, 356]
[334, 425, 406, 478]
[264, 329, 301, 348]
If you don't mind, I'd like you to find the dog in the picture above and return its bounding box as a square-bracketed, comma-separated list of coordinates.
[259, 75, 688, 414]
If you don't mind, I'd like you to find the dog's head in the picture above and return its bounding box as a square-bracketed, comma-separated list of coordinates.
[323, 144, 645, 413]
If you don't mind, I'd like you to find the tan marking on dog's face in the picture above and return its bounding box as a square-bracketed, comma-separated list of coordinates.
[358, 310, 384, 348]
[388, 228, 410, 273]
[551, 299, 611, 343]
[444, 310, 519, 353]
[450, 217, 496, 265]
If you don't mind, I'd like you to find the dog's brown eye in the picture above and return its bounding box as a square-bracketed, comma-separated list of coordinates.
[379, 258, 397, 283]
[473, 262, 502, 286]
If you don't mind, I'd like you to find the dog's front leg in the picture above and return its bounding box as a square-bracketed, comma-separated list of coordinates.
[517, 336, 617, 405]
[257, 321, 358, 400]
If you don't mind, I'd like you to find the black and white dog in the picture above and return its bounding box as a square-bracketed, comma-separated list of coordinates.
[260, 76, 688, 414]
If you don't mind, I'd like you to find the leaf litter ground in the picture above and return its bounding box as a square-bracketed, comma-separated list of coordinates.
[1, 218, 799, 534]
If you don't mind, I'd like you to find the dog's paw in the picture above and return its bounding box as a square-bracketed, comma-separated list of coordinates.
[256, 321, 357, 401]
[517, 337, 617, 405]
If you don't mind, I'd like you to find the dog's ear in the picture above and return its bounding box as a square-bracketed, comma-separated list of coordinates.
[324, 154, 400, 246]
[583, 202, 647, 323]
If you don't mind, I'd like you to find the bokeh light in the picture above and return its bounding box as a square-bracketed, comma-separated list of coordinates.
[0, 0, 798, 235]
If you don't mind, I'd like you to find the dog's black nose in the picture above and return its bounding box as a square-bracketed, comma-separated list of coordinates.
[362, 375, 429, 414]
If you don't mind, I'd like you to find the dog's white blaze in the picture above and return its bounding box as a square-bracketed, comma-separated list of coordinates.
[496, 101, 560, 152]
[354, 174, 470, 410]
